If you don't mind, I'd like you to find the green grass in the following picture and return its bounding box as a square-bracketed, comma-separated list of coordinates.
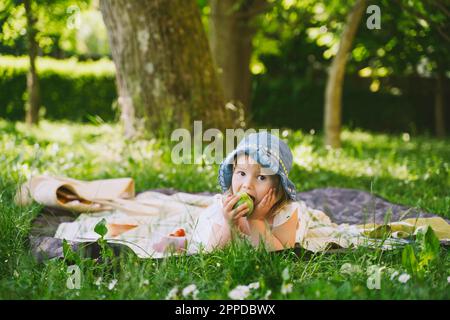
[0, 119, 449, 299]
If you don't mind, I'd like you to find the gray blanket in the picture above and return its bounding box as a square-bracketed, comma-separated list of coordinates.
[29, 187, 446, 262]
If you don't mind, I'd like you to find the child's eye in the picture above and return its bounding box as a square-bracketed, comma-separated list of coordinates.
[257, 175, 266, 181]
[236, 171, 245, 177]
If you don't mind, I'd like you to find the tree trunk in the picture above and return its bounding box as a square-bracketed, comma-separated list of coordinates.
[209, 0, 268, 128]
[434, 72, 446, 138]
[324, 0, 367, 148]
[100, 0, 234, 138]
[24, 0, 40, 125]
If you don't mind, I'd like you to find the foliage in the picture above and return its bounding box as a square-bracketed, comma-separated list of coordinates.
[402, 225, 441, 279]
[252, 74, 448, 135]
[249, 0, 450, 135]
[1, 0, 448, 134]
[0, 0, 108, 59]
[0, 55, 117, 121]
[1, 55, 446, 134]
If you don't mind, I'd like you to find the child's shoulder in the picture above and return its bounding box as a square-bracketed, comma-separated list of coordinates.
[272, 201, 300, 228]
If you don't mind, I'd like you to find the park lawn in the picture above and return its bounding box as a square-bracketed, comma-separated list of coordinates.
[0, 119, 449, 299]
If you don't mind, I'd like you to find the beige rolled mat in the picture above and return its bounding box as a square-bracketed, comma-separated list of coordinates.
[15, 175, 136, 213]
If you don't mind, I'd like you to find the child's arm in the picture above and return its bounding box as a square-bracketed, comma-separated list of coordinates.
[206, 218, 249, 249]
[206, 222, 232, 249]
[247, 208, 298, 251]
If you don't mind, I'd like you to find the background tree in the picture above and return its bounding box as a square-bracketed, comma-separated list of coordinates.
[388, 0, 449, 138]
[100, 0, 234, 138]
[1, 0, 448, 138]
[324, 0, 367, 148]
[209, 0, 269, 127]
[0, 0, 89, 125]
[23, 0, 40, 125]
[347, 0, 449, 138]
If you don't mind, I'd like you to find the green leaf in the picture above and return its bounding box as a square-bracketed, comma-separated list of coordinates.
[62, 238, 72, 258]
[417, 226, 440, 268]
[94, 218, 108, 238]
[401, 244, 419, 275]
[422, 226, 440, 254]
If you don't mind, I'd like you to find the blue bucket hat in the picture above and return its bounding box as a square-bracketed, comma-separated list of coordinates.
[218, 132, 297, 201]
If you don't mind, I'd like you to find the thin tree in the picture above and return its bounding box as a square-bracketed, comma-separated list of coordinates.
[24, 0, 40, 125]
[324, 0, 367, 148]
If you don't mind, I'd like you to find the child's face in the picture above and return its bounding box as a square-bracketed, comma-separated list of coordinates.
[231, 154, 279, 205]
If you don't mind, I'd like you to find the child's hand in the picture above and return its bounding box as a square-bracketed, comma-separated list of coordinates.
[248, 188, 277, 221]
[222, 194, 250, 224]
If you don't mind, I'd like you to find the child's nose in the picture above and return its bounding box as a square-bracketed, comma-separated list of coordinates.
[241, 178, 253, 190]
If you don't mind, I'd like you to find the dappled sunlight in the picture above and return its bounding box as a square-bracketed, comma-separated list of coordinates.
[341, 129, 377, 143]
[0, 55, 115, 76]
[292, 144, 315, 171]
[289, 129, 448, 186]
[1, 120, 166, 181]
[15, 121, 74, 144]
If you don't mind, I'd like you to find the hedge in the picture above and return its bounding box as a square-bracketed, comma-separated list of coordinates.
[0, 55, 118, 122]
[1, 55, 447, 135]
[252, 73, 449, 135]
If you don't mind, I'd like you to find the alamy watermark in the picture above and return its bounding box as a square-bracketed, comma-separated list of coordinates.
[170, 121, 281, 174]
[66, 265, 81, 290]
[366, 265, 384, 290]
[366, 5, 381, 30]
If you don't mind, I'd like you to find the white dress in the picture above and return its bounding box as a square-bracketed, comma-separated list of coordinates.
[55, 192, 305, 259]
[190, 195, 302, 251]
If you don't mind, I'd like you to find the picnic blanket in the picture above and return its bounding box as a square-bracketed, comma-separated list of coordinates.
[16, 175, 450, 261]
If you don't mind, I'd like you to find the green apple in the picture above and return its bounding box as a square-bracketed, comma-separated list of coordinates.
[233, 192, 254, 217]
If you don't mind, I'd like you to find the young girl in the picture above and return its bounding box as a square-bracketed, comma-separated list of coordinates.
[50, 132, 305, 258]
[193, 131, 300, 252]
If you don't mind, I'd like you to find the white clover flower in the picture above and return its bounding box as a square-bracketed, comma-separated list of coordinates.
[94, 277, 102, 287]
[264, 290, 272, 300]
[182, 284, 198, 299]
[165, 286, 179, 300]
[447, 276, 450, 284]
[282, 267, 290, 281]
[398, 273, 411, 283]
[141, 279, 149, 286]
[390, 271, 399, 281]
[248, 282, 260, 290]
[281, 283, 293, 295]
[108, 279, 118, 290]
[228, 285, 250, 300]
